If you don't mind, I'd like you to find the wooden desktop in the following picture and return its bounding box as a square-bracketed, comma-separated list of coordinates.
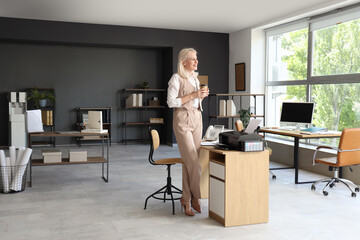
[259, 127, 341, 184]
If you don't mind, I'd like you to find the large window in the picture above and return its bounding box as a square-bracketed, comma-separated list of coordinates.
[312, 18, 360, 76]
[266, 5, 360, 143]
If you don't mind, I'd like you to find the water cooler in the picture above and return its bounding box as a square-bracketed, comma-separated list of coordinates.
[9, 92, 27, 147]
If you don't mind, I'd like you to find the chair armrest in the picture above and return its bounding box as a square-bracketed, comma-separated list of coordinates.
[316, 145, 336, 150]
[312, 146, 338, 165]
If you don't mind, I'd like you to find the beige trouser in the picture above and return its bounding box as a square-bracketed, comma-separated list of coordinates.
[173, 108, 202, 202]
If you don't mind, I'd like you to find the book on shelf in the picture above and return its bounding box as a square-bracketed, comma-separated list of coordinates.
[302, 127, 327, 132]
[226, 100, 236, 116]
[81, 129, 108, 133]
[149, 118, 164, 123]
[126, 94, 137, 106]
[137, 94, 143, 107]
[41, 110, 53, 126]
[219, 100, 226, 116]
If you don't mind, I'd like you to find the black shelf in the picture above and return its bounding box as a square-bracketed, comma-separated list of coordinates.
[121, 89, 166, 144]
[208, 93, 265, 129]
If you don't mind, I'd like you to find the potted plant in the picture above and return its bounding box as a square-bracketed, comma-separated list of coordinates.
[238, 108, 251, 128]
[27, 89, 56, 108]
[141, 81, 149, 89]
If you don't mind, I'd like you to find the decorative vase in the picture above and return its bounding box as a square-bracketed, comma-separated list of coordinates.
[38, 99, 47, 107]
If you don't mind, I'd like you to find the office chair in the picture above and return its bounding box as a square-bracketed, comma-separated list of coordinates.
[311, 128, 360, 197]
[235, 120, 276, 179]
[144, 127, 183, 214]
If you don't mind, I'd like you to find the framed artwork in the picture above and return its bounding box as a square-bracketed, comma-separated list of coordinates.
[235, 63, 245, 91]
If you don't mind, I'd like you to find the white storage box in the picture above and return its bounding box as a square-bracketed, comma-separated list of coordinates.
[69, 150, 87, 162]
[42, 149, 62, 163]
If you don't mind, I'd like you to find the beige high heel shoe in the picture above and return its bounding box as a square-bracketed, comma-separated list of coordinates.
[180, 197, 195, 216]
[191, 198, 201, 213]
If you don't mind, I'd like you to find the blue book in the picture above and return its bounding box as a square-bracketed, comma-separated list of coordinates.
[302, 127, 327, 132]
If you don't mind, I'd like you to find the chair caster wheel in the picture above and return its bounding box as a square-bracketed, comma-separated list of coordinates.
[311, 185, 316, 191]
[329, 183, 334, 188]
[355, 187, 359, 192]
[352, 192, 357, 197]
[272, 175, 276, 180]
[323, 191, 328, 196]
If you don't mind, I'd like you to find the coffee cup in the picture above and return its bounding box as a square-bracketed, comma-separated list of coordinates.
[200, 84, 208, 91]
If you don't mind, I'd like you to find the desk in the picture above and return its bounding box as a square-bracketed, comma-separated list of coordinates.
[28, 131, 109, 187]
[260, 128, 341, 184]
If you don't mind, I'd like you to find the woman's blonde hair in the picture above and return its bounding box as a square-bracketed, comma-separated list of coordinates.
[177, 48, 199, 79]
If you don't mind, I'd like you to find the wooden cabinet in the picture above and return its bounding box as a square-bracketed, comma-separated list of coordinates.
[75, 107, 112, 146]
[121, 89, 166, 144]
[208, 148, 269, 227]
[208, 93, 265, 129]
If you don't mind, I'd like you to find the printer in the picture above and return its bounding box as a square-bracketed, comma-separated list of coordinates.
[218, 131, 264, 152]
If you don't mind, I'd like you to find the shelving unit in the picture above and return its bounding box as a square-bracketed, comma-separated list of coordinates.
[26, 88, 56, 146]
[28, 131, 109, 187]
[75, 107, 112, 146]
[208, 93, 265, 129]
[121, 89, 166, 144]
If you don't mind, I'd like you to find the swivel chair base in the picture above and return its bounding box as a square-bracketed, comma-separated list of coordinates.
[269, 170, 276, 180]
[311, 167, 360, 197]
[144, 165, 182, 215]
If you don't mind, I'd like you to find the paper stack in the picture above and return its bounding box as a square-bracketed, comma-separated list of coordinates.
[0, 146, 33, 193]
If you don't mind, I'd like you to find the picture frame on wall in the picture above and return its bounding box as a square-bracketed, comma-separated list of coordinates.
[235, 63, 245, 91]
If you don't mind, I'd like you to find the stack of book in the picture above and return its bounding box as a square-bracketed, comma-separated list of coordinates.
[219, 100, 237, 116]
[41, 110, 53, 126]
[126, 94, 143, 106]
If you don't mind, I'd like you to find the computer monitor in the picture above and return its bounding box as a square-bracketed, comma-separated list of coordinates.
[280, 102, 314, 125]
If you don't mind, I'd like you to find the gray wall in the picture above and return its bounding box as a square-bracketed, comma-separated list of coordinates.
[0, 17, 229, 146]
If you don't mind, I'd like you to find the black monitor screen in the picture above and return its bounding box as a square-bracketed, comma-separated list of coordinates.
[280, 102, 314, 124]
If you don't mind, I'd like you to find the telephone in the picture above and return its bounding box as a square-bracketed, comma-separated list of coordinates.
[203, 125, 225, 141]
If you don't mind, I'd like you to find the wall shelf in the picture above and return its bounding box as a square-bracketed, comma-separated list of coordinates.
[121, 89, 166, 144]
[208, 93, 265, 129]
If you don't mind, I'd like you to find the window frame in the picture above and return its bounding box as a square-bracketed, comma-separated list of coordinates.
[265, 4, 360, 145]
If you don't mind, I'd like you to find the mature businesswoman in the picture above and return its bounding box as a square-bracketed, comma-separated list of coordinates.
[167, 48, 209, 216]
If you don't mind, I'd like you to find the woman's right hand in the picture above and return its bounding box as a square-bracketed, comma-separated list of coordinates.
[193, 89, 208, 98]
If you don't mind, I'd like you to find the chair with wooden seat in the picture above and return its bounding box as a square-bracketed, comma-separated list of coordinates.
[311, 128, 360, 197]
[235, 120, 276, 179]
[144, 127, 183, 214]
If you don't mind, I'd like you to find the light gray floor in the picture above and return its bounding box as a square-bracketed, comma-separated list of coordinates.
[1, 144, 360, 240]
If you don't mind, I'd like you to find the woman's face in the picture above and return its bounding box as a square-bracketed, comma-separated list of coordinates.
[183, 51, 198, 72]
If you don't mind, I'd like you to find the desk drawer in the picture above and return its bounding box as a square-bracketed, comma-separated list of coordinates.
[209, 177, 225, 218]
[210, 161, 225, 180]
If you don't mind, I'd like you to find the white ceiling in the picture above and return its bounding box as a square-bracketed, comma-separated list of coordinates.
[0, 0, 358, 33]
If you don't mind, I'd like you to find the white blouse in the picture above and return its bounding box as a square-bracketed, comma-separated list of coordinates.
[167, 73, 200, 108]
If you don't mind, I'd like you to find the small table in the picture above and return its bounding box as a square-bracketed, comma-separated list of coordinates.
[259, 128, 341, 184]
[28, 131, 109, 187]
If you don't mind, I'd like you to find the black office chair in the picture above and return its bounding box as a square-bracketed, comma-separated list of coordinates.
[144, 127, 183, 214]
